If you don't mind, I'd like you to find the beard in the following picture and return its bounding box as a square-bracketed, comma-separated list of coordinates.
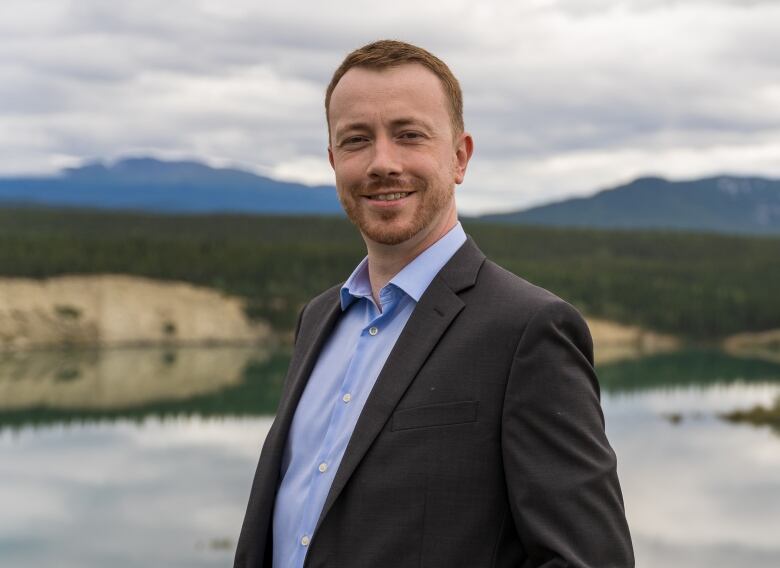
[338, 175, 453, 246]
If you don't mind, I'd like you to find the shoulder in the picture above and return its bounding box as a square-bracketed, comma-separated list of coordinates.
[477, 259, 561, 306]
[304, 282, 342, 313]
[291, 282, 341, 344]
[467, 258, 593, 360]
[476, 258, 588, 325]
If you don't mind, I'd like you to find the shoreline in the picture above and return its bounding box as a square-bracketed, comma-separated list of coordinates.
[1, 274, 778, 364]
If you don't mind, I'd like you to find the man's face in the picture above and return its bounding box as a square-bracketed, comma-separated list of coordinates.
[327, 64, 472, 247]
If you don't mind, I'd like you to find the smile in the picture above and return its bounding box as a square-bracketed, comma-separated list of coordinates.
[367, 192, 409, 202]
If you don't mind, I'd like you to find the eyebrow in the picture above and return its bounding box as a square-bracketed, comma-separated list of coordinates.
[335, 116, 435, 139]
[389, 117, 433, 130]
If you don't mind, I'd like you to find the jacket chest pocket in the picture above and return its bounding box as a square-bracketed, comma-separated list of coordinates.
[391, 400, 478, 431]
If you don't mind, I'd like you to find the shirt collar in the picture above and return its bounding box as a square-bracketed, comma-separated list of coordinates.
[340, 222, 467, 310]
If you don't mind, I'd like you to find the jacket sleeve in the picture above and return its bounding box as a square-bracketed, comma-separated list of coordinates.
[501, 299, 635, 567]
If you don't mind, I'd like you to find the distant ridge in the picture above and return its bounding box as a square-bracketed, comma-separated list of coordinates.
[480, 176, 780, 235]
[3, 159, 779, 234]
[0, 157, 344, 215]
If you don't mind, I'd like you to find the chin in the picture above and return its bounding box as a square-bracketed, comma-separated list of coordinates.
[361, 222, 421, 246]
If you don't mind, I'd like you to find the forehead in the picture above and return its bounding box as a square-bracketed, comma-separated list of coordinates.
[329, 63, 450, 131]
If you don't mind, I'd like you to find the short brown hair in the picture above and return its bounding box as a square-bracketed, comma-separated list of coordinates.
[325, 39, 464, 136]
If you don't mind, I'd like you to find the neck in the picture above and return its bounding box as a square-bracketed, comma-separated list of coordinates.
[364, 205, 457, 306]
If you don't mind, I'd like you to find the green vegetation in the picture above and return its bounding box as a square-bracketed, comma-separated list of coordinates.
[723, 397, 780, 435]
[54, 304, 82, 319]
[596, 349, 780, 393]
[1, 207, 778, 338]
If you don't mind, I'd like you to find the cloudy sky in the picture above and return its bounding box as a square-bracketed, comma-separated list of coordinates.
[1, 0, 778, 214]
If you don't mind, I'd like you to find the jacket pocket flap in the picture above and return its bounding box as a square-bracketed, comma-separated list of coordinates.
[392, 400, 478, 431]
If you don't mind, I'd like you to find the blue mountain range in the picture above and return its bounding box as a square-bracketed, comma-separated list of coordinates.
[480, 176, 780, 235]
[1, 157, 778, 234]
[0, 157, 344, 215]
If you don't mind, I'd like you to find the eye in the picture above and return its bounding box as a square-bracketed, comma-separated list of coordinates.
[398, 131, 424, 141]
[340, 136, 369, 147]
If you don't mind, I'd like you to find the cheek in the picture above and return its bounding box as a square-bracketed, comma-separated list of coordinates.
[334, 156, 365, 182]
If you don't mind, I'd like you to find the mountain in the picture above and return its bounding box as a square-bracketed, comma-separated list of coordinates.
[3, 160, 779, 235]
[0, 157, 344, 215]
[480, 176, 780, 235]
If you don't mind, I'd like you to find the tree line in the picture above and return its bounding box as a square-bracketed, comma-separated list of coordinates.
[1, 207, 778, 339]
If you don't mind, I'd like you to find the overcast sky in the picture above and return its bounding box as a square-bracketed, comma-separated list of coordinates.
[1, 0, 778, 213]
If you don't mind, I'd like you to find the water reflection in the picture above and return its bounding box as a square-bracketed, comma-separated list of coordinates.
[605, 386, 780, 567]
[2, 346, 779, 428]
[0, 346, 287, 429]
[0, 346, 262, 410]
[0, 346, 779, 567]
[598, 348, 780, 393]
[0, 416, 272, 568]
[596, 349, 780, 566]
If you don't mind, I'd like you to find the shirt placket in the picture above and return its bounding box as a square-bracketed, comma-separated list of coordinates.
[291, 289, 401, 565]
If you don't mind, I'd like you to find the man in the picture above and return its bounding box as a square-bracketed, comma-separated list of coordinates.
[236, 40, 634, 568]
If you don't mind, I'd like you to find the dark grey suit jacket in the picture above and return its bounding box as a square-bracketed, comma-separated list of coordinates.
[235, 237, 634, 567]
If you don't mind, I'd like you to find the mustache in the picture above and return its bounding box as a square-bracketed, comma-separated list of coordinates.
[354, 177, 426, 193]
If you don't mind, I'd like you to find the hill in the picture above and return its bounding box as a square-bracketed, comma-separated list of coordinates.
[0, 157, 343, 215]
[481, 176, 780, 235]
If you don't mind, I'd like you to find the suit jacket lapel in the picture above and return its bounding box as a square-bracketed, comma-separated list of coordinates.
[274, 292, 343, 438]
[239, 288, 342, 567]
[315, 237, 486, 532]
[267, 289, 342, 471]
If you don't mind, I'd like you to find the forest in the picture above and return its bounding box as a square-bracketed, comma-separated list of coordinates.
[1, 206, 778, 339]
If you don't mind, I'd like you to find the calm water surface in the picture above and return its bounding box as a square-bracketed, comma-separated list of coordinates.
[1, 346, 779, 567]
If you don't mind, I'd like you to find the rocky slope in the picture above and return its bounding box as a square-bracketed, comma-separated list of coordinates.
[0, 275, 271, 350]
[587, 317, 679, 364]
[723, 328, 780, 364]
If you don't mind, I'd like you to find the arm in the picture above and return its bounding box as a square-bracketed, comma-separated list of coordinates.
[502, 300, 634, 567]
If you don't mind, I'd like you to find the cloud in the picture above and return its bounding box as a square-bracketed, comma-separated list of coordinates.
[0, 0, 778, 213]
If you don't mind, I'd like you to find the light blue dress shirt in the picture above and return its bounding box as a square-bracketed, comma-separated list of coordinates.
[272, 222, 467, 568]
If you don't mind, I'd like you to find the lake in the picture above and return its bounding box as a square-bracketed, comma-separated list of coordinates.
[1, 346, 779, 567]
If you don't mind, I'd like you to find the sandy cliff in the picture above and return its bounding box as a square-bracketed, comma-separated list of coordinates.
[0, 274, 680, 364]
[0, 275, 271, 350]
[587, 317, 679, 364]
[723, 328, 780, 364]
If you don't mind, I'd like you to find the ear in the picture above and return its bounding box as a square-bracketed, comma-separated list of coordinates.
[328, 146, 335, 170]
[453, 132, 474, 185]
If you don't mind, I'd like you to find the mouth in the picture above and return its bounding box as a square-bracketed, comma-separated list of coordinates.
[365, 192, 411, 202]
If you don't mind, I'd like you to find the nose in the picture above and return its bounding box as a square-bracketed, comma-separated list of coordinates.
[366, 135, 402, 179]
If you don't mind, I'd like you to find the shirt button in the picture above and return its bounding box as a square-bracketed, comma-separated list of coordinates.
[369, 326, 378, 336]
[318, 462, 328, 473]
[301, 535, 310, 546]
[342, 393, 351, 403]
